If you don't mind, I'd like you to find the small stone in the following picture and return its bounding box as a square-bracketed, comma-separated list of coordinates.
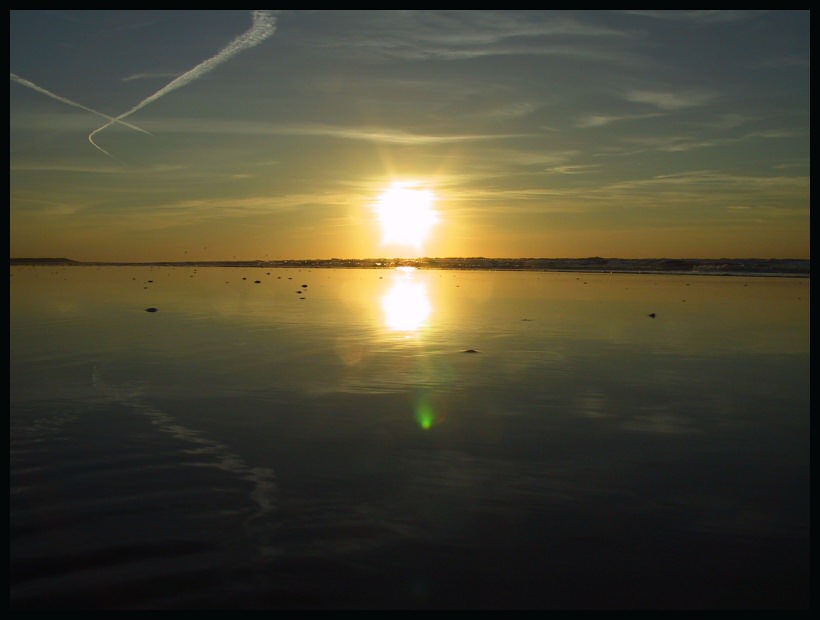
[648, 313, 656, 318]
[145, 307, 158, 312]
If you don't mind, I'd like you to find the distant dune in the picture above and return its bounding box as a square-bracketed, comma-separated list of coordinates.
[9, 256, 809, 276]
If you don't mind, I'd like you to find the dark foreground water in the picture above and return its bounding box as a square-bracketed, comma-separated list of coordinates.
[10, 267, 810, 609]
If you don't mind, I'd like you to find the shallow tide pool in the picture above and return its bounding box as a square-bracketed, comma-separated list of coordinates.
[10, 267, 810, 609]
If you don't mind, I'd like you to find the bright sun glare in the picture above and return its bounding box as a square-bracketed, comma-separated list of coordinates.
[374, 182, 439, 248]
[382, 268, 431, 331]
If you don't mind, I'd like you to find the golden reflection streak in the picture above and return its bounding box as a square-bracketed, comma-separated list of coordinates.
[381, 267, 431, 332]
[380, 267, 440, 430]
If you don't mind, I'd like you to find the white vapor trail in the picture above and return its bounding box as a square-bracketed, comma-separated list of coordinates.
[10, 72, 151, 135]
[88, 10, 277, 157]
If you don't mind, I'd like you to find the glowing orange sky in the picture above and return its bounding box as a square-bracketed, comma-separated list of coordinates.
[10, 10, 810, 261]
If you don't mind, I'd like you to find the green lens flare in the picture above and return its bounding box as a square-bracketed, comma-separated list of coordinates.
[415, 402, 435, 430]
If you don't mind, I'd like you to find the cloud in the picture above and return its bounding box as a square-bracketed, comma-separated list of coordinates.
[626, 89, 713, 111]
[10, 72, 150, 135]
[88, 10, 277, 157]
[101, 116, 528, 145]
[301, 10, 643, 67]
[545, 164, 600, 175]
[622, 10, 766, 24]
[576, 112, 663, 128]
[121, 72, 182, 83]
[601, 170, 809, 195]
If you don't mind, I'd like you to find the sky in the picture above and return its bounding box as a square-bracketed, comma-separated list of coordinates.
[10, 10, 810, 262]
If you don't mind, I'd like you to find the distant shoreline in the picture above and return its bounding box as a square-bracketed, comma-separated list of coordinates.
[9, 256, 810, 277]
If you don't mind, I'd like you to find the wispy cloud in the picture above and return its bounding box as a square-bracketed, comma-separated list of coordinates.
[303, 10, 642, 66]
[263, 122, 516, 144]
[576, 112, 663, 128]
[121, 72, 182, 83]
[88, 10, 277, 157]
[545, 164, 600, 175]
[10, 161, 184, 174]
[602, 170, 809, 194]
[599, 125, 807, 157]
[109, 116, 528, 145]
[758, 54, 809, 69]
[10, 72, 150, 135]
[622, 10, 766, 24]
[71, 192, 359, 230]
[626, 89, 714, 111]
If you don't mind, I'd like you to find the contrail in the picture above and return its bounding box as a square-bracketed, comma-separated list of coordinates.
[88, 10, 277, 157]
[10, 72, 151, 135]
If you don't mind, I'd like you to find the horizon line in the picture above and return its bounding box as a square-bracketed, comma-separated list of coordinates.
[9, 256, 811, 263]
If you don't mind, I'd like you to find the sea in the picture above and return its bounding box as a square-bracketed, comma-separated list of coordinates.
[9, 265, 810, 609]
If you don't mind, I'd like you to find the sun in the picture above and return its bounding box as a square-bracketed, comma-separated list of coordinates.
[374, 182, 439, 249]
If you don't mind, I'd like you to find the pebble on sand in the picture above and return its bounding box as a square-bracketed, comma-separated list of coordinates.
[463, 349, 479, 353]
[145, 307, 158, 312]
[648, 313, 656, 318]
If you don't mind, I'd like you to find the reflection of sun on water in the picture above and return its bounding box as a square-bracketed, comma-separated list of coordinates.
[380, 267, 438, 429]
[374, 181, 439, 249]
[382, 267, 431, 332]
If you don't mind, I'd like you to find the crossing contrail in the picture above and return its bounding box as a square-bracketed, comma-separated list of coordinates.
[88, 10, 277, 157]
[10, 72, 151, 135]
